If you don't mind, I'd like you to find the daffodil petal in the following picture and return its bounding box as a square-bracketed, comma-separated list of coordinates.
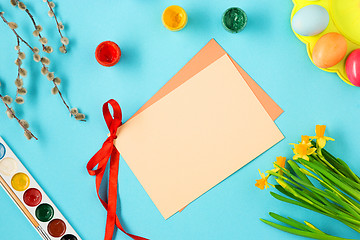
[255, 180, 265, 190]
[317, 137, 326, 148]
[275, 156, 287, 169]
[307, 147, 316, 155]
[315, 125, 326, 137]
[325, 137, 334, 141]
[301, 135, 310, 144]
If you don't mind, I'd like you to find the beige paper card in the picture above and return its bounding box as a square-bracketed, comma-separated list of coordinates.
[114, 55, 284, 219]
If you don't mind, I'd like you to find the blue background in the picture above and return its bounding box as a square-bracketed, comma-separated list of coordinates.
[0, 0, 359, 239]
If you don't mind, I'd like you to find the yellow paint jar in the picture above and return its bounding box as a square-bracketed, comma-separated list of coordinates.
[162, 5, 188, 31]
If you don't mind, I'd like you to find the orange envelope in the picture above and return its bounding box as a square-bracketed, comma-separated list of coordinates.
[114, 54, 284, 219]
[131, 39, 283, 121]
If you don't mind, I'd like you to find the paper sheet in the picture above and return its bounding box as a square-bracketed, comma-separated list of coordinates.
[114, 55, 284, 219]
[131, 39, 283, 121]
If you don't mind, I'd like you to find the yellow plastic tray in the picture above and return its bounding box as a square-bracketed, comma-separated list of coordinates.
[291, 0, 360, 86]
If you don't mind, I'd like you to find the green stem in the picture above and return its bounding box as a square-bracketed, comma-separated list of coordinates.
[261, 218, 355, 240]
[313, 152, 346, 179]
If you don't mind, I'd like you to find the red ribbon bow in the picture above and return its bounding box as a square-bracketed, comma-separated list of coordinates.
[87, 99, 148, 240]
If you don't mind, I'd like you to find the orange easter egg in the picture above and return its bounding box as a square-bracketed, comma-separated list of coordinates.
[312, 32, 347, 68]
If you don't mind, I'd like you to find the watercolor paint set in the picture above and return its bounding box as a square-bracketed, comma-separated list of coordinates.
[0, 137, 81, 240]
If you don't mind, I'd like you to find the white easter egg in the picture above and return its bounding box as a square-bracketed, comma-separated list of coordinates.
[292, 5, 329, 36]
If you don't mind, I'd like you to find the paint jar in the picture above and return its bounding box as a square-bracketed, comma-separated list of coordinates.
[162, 5, 188, 31]
[95, 41, 121, 67]
[222, 7, 247, 33]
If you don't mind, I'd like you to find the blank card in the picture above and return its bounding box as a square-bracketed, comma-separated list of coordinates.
[131, 39, 283, 122]
[114, 54, 284, 219]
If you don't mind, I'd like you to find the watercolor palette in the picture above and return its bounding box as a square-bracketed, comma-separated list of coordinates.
[0, 137, 81, 240]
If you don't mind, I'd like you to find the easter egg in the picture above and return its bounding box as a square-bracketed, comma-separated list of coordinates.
[312, 32, 347, 68]
[292, 5, 329, 36]
[345, 49, 360, 87]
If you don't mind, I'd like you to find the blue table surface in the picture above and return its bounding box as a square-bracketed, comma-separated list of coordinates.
[0, 1, 359, 239]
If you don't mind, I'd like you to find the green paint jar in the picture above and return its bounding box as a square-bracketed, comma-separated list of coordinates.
[222, 7, 247, 33]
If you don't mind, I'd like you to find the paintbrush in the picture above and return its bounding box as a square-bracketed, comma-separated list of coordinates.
[0, 175, 51, 240]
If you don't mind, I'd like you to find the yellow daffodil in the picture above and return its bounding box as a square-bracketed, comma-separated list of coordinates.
[301, 135, 312, 146]
[310, 125, 334, 148]
[292, 142, 316, 161]
[255, 169, 269, 190]
[273, 156, 286, 172]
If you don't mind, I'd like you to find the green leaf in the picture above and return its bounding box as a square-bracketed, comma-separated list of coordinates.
[298, 158, 360, 202]
[325, 189, 360, 220]
[275, 184, 296, 198]
[280, 168, 340, 206]
[322, 151, 350, 175]
[270, 191, 360, 230]
[269, 212, 320, 233]
[288, 160, 313, 185]
[335, 157, 360, 183]
[274, 185, 336, 215]
[290, 185, 334, 215]
[318, 168, 360, 202]
[320, 147, 360, 183]
[270, 192, 322, 213]
[260, 218, 355, 240]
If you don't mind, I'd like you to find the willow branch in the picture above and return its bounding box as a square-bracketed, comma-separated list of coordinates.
[0, 93, 38, 140]
[0, 12, 80, 119]
[24, 9, 46, 51]
[46, 0, 67, 53]
[0, 13, 34, 51]
[15, 37, 20, 97]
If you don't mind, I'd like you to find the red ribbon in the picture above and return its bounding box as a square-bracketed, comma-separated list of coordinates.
[87, 99, 148, 240]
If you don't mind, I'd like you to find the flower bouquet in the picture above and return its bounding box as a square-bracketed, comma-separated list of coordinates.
[257, 125, 360, 240]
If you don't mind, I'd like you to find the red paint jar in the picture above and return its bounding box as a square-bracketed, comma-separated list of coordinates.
[95, 41, 121, 67]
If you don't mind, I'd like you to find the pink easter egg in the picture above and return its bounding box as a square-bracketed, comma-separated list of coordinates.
[346, 49, 360, 87]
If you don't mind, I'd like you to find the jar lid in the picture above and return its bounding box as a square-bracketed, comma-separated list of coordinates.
[222, 7, 247, 33]
[95, 41, 121, 67]
[162, 5, 188, 31]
